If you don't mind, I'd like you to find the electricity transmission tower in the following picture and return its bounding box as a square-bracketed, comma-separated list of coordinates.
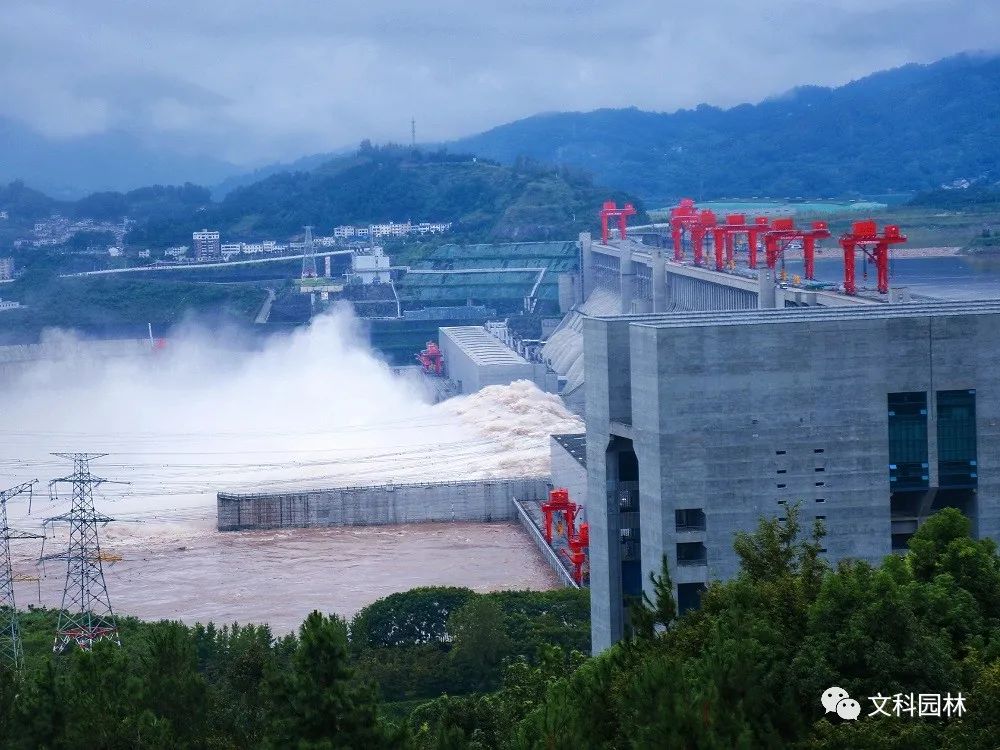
[42, 454, 121, 653]
[301, 225, 318, 279]
[1, 480, 40, 671]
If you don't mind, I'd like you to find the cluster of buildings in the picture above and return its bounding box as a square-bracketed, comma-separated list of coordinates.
[333, 220, 452, 240]
[0, 258, 21, 311]
[191, 227, 383, 262]
[23, 215, 128, 249]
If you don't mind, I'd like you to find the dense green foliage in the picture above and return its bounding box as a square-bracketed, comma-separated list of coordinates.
[0, 588, 588, 748]
[507, 509, 998, 748]
[0, 181, 212, 224]
[0, 180, 57, 220]
[350, 587, 589, 703]
[401, 509, 1000, 748]
[908, 184, 1000, 211]
[3, 511, 998, 748]
[452, 53, 1000, 202]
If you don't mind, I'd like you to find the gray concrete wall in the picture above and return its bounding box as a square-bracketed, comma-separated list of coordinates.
[438, 328, 535, 394]
[558, 273, 579, 313]
[667, 273, 757, 311]
[550, 436, 588, 512]
[585, 303, 1000, 653]
[438, 326, 556, 394]
[218, 476, 550, 531]
[512, 498, 579, 588]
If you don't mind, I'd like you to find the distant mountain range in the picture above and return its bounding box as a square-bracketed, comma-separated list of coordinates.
[0, 117, 245, 199]
[2, 52, 998, 205]
[450, 53, 1000, 203]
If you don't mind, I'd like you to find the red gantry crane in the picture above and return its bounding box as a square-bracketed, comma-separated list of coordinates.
[661, 199, 908, 294]
[599, 201, 637, 244]
[669, 198, 699, 261]
[690, 210, 718, 266]
[761, 217, 831, 280]
[709, 214, 771, 271]
[839, 220, 907, 295]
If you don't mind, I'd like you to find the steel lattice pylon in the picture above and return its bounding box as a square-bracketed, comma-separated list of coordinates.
[42, 453, 121, 653]
[1, 480, 41, 671]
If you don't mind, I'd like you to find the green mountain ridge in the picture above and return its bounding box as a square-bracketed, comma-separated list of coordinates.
[2, 147, 646, 247]
[449, 52, 1000, 203]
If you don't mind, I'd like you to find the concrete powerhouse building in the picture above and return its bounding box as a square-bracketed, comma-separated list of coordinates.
[585, 301, 1000, 652]
[438, 326, 556, 394]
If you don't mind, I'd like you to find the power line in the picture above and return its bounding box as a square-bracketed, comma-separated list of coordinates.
[1, 480, 41, 671]
[301, 225, 317, 279]
[41, 454, 123, 653]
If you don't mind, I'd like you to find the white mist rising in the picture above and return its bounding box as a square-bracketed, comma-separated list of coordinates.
[0, 308, 582, 540]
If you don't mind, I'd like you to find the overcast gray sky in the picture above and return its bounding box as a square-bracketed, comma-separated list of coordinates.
[2, 0, 999, 165]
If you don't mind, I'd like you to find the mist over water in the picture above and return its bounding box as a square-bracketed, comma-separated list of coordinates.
[0, 308, 580, 534]
[0, 309, 577, 625]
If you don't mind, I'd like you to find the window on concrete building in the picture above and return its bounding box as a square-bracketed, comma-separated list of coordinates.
[676, 542, 707, 567]
[609, 438, 642, 639]
[937, 390, 978, 489]
[889, 392, 931, 534]
[933, 390, 979, 523]
[677, 583, 706, 614]
[675, 508, 706, 532]
[888, 392, 929, 490]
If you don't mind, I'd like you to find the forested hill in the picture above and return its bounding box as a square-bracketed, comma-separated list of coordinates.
[450, 53, 1000, 203]
[177, 146, 645, 242]
[3, 147, 645, 245]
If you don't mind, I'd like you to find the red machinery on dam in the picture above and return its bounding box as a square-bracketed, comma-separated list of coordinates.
[613, 198, 908, 296]
[415, 341, 445, 375]
[541, 488, 590, 586]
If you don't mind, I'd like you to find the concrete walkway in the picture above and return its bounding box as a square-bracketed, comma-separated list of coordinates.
[255, 288, 276, 324]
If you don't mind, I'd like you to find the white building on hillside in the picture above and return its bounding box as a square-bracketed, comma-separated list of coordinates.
[348, 247, 391, 285]
[193, 229, 221, 261]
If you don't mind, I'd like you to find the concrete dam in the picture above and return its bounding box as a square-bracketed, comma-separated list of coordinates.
[217, 476, 550, 531]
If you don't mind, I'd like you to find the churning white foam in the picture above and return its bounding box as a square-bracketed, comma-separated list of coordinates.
[0, 308, 581, 541]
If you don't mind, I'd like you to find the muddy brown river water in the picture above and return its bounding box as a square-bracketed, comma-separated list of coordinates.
[14, 518, 560, 634]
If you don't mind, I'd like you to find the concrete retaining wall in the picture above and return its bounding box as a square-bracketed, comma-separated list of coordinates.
[512, 498, 579, 588]
[666, 273, 757, 311]
[217, 476, 550, 531]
